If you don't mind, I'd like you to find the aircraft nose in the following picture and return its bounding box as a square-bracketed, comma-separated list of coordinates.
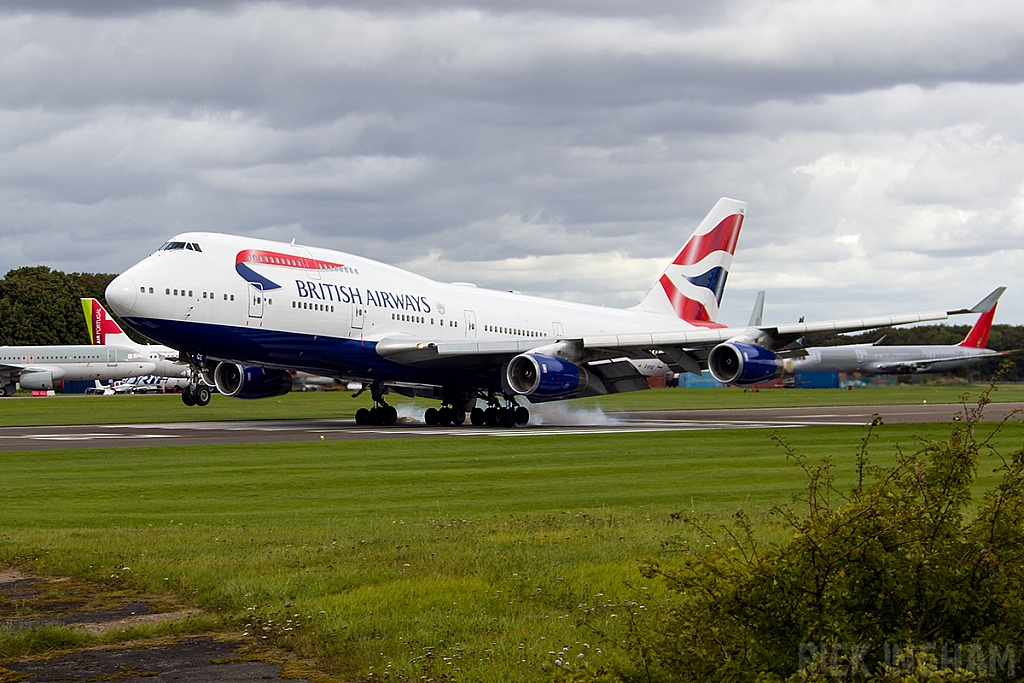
[106, 273, 138, 316]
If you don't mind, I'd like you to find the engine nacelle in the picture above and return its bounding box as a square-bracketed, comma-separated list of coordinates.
[19, 371, 57, 391]
[213, 362, 293, 399]
[708, 342, 783, 385]
[506, 353, 588, 399]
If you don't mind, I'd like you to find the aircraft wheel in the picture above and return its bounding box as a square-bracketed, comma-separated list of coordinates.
[438, 407, 452, 426]
[514, 406, 530, 426]
[424, 407, 439, 426]
[500, 408, 516, 428]
[485, 407, 500, 428]
[0, 385, 9, 397]
[368, 408, 384, 426]
[355, 408, 371, 426]
[452, 408, 466, 426]
[181, 385, 196, 406]
[195, 386, 212, 406]
[470, 408, 485, 426]
[384, 406, 398, 426]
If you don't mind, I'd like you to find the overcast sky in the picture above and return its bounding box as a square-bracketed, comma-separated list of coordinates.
[3, 1, 1023, 328]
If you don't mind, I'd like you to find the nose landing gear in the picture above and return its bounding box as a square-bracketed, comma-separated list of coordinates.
[181, 359, 212, 406]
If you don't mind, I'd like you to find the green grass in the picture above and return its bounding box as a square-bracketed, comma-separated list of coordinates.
[2, 383, 1023, 427]
[2, 419, 1023, 680]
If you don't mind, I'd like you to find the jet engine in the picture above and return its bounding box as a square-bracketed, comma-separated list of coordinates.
[708, 342, 783, 385]
[19, 371, 58, 391]
[506, 353, 589, 399]
[213, 362, 293, 399]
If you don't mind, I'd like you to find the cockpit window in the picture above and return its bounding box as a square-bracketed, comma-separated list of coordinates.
[157, 241, 201, 252]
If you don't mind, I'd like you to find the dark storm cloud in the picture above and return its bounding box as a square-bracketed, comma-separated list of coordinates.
[1, 1, 1023, 324]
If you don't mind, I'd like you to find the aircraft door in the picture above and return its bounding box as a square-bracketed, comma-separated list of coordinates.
[351, 303, 365, 330]
[553, 322, 564, 337]
[294, 246, 321, 280]
[107, 348, 117, 367]
[248, 283, 264, 319]
[464, 310, 477, 338]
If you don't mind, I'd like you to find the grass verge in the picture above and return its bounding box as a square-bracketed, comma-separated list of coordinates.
[2, 417, 1023, 680]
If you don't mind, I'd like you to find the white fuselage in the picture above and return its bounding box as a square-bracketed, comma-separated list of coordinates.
[105, 232, 704, 386]
[786, 344, 1000, 375]
[0, 345, 157, 392]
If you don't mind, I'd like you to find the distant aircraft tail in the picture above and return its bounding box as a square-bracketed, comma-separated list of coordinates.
[81, 298, 135, 346]
[959, 303, 999, 349]
[634, 197, 746, 326]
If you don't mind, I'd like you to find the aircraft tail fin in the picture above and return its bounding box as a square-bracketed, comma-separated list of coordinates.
[81, 298, 135, 346]
[635, 197, 746, 326]
[960, 302, 999, 349]
[748, 290, 766, 327]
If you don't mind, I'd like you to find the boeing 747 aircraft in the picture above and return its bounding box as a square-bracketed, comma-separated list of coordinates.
[104, 198, 980, 426]
[0, 345, 156, 396]
[784, 288, 1008, 375]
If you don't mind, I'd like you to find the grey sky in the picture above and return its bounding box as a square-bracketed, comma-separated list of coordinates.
[2, 1, 1023, 327]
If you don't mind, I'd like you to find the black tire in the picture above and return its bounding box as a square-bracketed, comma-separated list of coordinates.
[181, 385, 196, 406]
[514, 406, 530, 426]
[195, 386, 212, 406]
[355, 408, 370, 425]
[452, 409, 466, 426]
[485, 407, 500, 428]
[424, 407, 439, 426]
[438, 407, 452, 426]
[500, 408, 516, 428]
[384, 406, 398, 426]
[368, 407, 383, 426]
[0, 385, 9, 397]
[470, 408, 485, 426]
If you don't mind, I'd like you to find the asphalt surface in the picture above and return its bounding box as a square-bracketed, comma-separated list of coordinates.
[2, 402, 1022, 451]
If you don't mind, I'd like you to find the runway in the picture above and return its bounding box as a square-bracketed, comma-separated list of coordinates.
[1, 402, 1021, 451]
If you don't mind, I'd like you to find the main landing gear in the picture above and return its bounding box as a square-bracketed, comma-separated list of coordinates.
[468, 394, 529, 429]
[424, 405, 466, 426]
[354, 381, 398, 426]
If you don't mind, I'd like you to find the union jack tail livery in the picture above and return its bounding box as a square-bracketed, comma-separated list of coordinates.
[81, 298, 135, 346]
[635, 197, 746, 326]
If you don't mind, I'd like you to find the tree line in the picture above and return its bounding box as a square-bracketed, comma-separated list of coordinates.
[0, 266, 145, 346]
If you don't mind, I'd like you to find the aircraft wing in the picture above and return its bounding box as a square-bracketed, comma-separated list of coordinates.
[376, 306, 967, 378]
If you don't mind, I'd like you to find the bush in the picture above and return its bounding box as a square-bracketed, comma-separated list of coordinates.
[616, 386, 1024, 682]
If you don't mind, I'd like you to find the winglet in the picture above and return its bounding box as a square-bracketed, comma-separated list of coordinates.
[945, 286, 1006, 315]
[969, 286, 1006, 314]
[748, 290, 765, 327]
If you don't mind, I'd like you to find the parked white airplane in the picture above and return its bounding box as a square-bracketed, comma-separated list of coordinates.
[0, 345, 156, 396]
[81, 298, 190, 379]
[782, 287, 1008, 375]
[103, 375, 192, 395]
[104, 198, 979, 426]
